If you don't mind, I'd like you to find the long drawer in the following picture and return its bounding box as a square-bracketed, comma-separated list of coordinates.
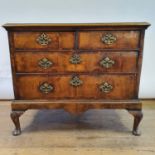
[78, 31, 140, 49]
[15, 75, 136, 100]
[14, 51, 138, 73]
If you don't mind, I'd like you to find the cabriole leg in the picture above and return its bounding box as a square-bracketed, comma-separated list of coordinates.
[10, 110, 25, 136]
[127, 110, 143, 136]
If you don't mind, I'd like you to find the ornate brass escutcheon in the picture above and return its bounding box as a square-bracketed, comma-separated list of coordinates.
[99, 82, 113, 93]
[100, 57, 115, 68]
[36, 33, 51, 45]
[38, 58, 53, 69]
[39, 82, 54, 94]
[70, 76, 83, 87]
[69, 54, 82, 64]
[101, 33, 117, 45]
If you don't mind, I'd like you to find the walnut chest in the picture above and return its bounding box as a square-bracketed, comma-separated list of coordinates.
[3, 22, 150, 136]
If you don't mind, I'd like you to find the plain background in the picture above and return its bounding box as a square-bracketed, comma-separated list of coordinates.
[0, 0, 154, 99]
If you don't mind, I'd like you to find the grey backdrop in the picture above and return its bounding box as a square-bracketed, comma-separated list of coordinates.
[0, 0, 154, 99]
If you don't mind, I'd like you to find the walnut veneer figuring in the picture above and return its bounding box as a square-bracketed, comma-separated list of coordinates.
[3, 22, 150, 136]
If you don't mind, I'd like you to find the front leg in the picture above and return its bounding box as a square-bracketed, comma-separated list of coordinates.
[127, 110, 143, 136]
[10, 110, 25, 136]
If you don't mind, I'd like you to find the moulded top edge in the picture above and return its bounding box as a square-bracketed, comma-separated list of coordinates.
[3, 22, 151, 28]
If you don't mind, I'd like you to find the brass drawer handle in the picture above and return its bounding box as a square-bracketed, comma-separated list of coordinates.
[39, 82, 54, 94]
[101, 33, 117, 45]
[70, 76, 83, 87]
[100, 57, 115, 68]
[36, 33, 51, 45]
[99, 82, 113, 93]
[69, 54, 82, 64]
[38, 58, 53, 69]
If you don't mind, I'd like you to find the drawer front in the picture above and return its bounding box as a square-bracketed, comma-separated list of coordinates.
[78, 31, 140, 49]
[15, 75, 136, 100]
[75, 51, 137, 73]
[13, 32, 75, 49]
[75, 75, 136, 99]
[14, 51, 137, 73]
[14, 51, 77, 73]
[16, 75, 76, 99]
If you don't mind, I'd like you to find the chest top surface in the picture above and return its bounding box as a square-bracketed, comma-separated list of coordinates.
[3, 22, 150, 30]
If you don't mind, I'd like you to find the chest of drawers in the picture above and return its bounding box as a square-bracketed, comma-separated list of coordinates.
[3, 22, 150, 136]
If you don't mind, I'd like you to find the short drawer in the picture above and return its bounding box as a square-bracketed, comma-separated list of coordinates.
[78, 31, 140, 49]
[15, 74, 136, 100]
[13, 32, 75, 50]
[14, 51, 137, 73]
